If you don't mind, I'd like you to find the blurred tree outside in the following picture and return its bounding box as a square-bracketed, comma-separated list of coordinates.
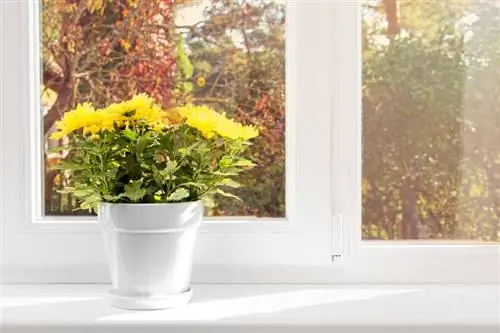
[180, 1, 285, 216]
[363, 0, 500, 241]
[41, 0, 500, 239]
[41, 0, 285, 217]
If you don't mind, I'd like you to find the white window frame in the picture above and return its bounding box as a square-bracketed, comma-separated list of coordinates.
[1, 0, 499, 285]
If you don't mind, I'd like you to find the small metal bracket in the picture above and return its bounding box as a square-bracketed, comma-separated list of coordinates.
[331, 214, 343, 263]
[331, 254, 342, 262]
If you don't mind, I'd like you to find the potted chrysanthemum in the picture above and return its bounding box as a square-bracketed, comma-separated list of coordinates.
[51, 94, 258, 310]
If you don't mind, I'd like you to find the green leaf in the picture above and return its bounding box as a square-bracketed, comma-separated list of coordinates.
[123, 129, 137, 141]
[177, 35, 194, 79]
[151, 165, 164, 186]
[80, 194, 101, 213]
[124, 181, 147, 202]
[182, 82, 193, 93]
[145, 186, 157, 196]
[158, 161, 178, 180]
[136, 136, 150, 158]
[72, 141, 102, 155]
[212, 171, 238, 177]
[73, 188, 97, 198]
[181, 182, 208, 190]
[177, 142, 200, 157]
[165, 160, 178, 174]
[233, 159, 256, 167]
[218, 179, 242, 188]
[102, 193, 125, 202]
[177, 148, 190, 156]
[195, 143, 211, 159]
[167, 188, 190, 202]
[53, 160, 88, 171]
[219, 155, 233, 168]
[214, 189, 242, 201]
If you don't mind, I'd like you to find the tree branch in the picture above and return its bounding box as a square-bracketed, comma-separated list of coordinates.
[42, 58, 64, 92]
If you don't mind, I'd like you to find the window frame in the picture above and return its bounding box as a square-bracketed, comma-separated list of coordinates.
[1, 0, 499, 285]
[1, 0, 340, 283]
[333, 1, 499, 283]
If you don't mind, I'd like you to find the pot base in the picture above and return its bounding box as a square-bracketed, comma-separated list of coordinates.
[108, 288, 193, 310]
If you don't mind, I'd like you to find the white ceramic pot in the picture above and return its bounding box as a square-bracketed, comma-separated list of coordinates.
[98, 201, 203, 310]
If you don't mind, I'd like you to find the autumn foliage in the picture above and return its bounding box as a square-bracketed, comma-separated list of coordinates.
[43, 0, 499, 241]
[42, 0, 285, 217]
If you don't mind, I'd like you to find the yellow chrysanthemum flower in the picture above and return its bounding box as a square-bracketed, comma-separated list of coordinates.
[83, 124, 101, 135]
[237, 123, 259, 140]
[164, 108, 184, 125]
[99, 112, 120, 132]
[50, 130, 66, 140]
[150, 121, 166, 132]
[50, 95, 255, 141]
[133, 107, 152, 121]
[51, 102, 97, 139]
[177, 104, 259, 140]
[125, 93, 154, 114]
[213, 118, 241, 140]
[103, 102, 126, 115]
[177, 105, 219, 138]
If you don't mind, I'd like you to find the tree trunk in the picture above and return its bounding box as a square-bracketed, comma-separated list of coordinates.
[373, 189, 387, 239]
[43, 85, 74, 134]
[44, 170, 58, 214]
[401, 172, 420, 239]
[382, 206, 394, 239]
[42, 62, 74, 214]
[382, 0, 400, 36]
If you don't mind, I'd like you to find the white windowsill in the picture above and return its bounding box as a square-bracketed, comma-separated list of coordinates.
[2, 284, 499, 333]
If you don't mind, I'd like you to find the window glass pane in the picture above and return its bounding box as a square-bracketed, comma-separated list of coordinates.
[41, 0, 285, 217]
[362, 0, 500, 241]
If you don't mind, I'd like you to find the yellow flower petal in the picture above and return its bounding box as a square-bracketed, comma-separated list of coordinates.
[50, 131, 66, 140]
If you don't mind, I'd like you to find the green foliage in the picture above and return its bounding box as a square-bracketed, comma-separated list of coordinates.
[167, 188, 190, 202]
[177, 36, 194, 80]
[175, 36, 195, 97]
[362, 2, 500, 241]
[53, 115, 257, 213]
[185, 0, 286, 217]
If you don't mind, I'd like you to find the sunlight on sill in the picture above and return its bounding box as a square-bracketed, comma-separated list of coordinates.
[99, 288, 418, 321]
[3, 296, 102, 308]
